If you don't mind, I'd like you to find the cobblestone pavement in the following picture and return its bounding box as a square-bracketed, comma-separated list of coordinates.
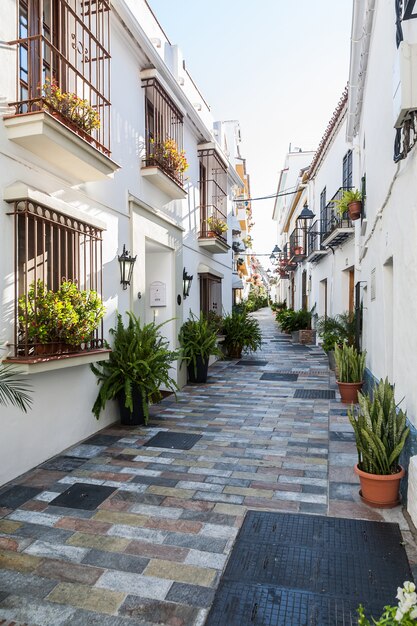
[0, 308, 416, 625]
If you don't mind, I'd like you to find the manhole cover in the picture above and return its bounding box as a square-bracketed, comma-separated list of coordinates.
[294, 389, 336, 399]
[49, 483, 115, 510]
[236, 360, 269, 366]
[144, 431, 202, 450]
[260, 373, 298, 382]
[205, 511, 413, 626]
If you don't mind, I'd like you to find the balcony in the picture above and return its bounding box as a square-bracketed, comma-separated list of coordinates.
[5, 0, 118, 184]
[321, 188, 355, 247]
[307, 221, 327, 263]
[198, 148, 230, 254]
[289, 227, 306, 262]
[142, 76, 187, 200]
[277, 243, 297, 277]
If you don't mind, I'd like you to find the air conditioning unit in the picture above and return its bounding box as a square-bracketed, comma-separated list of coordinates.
[393, 42, 417, 127]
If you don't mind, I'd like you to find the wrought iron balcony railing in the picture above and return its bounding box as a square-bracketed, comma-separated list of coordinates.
[321, 187, 354, 245]
[289, 227, 306, 260]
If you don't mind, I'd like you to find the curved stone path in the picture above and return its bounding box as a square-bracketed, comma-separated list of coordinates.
[0, 308, 415, 625]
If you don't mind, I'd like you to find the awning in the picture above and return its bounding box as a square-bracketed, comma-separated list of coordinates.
[232, 277, 244, 289]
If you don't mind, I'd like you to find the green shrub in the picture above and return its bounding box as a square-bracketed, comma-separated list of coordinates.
[179, 313, 222, 377]
[316, 312, 355, 351]
[222, 310, 262, 355]
[334, 343, 366, 383]
[349, 378, 409, 475]
[91, 312, 179, 423]
[276, 309, 311, 333]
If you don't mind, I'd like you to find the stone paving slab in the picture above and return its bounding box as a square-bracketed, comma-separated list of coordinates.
[0, 308, 416, 625]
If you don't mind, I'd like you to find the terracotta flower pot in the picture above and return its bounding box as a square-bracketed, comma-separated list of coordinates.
[348, 201, 362, 221]
[337, 381, 363, 404]
[227, 346, 242, 359]
[354, 464, 405, 508]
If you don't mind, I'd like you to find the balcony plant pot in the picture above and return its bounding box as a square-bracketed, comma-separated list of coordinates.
[227, 345, 243, 359]
[348, 201, 362, 221]
[294, 246, 303, 256]
[117, 386, 147, 426]
[354, 464, 405, 508]
[187, 355, 209, 384]
[337, 381, 363, 404]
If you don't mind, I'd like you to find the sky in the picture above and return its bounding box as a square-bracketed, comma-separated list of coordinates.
[147, 0, 353, 259]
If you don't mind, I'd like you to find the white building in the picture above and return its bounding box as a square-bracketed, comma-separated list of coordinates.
[0, 0, 245, 485]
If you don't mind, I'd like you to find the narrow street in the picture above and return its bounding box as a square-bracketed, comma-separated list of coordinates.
[0, 309, 415, 625]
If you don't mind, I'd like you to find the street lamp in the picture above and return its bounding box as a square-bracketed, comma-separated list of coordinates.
[118, 244, 137, 290]
[183, 268, 193, 299]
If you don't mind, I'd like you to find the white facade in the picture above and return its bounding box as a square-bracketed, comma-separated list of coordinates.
[0, 0, 245, 485]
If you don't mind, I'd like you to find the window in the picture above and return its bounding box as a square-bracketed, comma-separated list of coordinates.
[8, 199, 104, 358]
[199, 273, 222, 317]
[198, 148, 227, 241]
[12, 0, 111, 154]
[342, 150, 353, 189]
[142, 77, 185, 186]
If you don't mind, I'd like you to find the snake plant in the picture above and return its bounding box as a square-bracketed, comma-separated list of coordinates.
[334, 343, 366, 383]
[348, 378, 409, 475]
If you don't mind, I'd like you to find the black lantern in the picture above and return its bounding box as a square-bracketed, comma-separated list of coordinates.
[297, 205, 315, 221]
[272, 244, 281, 254]
[183, 268, 193, 299]
[118, 244, 137, 290]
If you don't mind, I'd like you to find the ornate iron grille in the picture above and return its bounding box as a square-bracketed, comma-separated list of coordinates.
[198, 148, 228, 243]
[9, 0, 111, 155]
[8, 199, 104, 358]
[307, 221, 322, 256]
[142, 77, 185, 187]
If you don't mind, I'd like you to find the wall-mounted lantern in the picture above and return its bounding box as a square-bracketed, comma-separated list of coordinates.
[118, 244, 137, 290]
[183, 268, 193, 299]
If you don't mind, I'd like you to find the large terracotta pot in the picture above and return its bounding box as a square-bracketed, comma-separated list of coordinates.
[227, 345, 242, 359]
[348, 201, 362, 221]
[354, 464, 405, 508]
[337, 381, 363, 404]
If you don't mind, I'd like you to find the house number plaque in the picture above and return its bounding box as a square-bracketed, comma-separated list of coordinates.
[149, 281, 166, 307]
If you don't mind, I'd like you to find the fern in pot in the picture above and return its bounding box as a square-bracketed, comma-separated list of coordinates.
[91, 312, 179, 425]
[349, 378, 409, 507]
[222, 309, 262, 359]
[179, 312, 222, 383]
[334, 342, 366, 404]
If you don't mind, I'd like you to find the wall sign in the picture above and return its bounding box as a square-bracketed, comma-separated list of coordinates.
[149, 281, 166, 307]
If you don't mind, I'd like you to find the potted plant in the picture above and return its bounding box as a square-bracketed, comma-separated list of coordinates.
[42, 78, 101, 136]
[334, 342, 366, 404]
[149, 137, 188, 180]
[91, 312, 179, 425]
[207, 215, 228, 237]
[222, 309, 262, 359]
[289, 309, 315, 345]
[334, 189, 362, 221]
[179, 313, 222, 383]
[349, 378, 409, 507]
[18, 279, 105, 355]
[316, 312, 355, 371]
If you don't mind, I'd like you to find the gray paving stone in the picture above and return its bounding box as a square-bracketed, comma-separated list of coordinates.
[70, 609, 145, 626]
[165, 582, 216, 608]
[0, 571, 57, 599]
[96, 570, 172, 599]
[163, 532, 227, 553]
[82, 549, 149, 573]
[193, 491, 243, 504]
[24, 539, 88, 563]
[0, 596, 77, 625]
[329, 482, 356, 501]
[14, 524, 74, 543]
[108, 525, 168, 543]
[119, 595, 200, 624]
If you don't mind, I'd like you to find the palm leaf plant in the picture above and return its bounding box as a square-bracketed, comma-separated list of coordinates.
[91, 312, 179, 424]
[0, 364, 33, 413]
[178, 312, 222, 382]
[348, 379, 409, 476]
[222, 309, 262, 358]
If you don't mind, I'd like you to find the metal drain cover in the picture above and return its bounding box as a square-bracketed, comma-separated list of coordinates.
[49, 483, 116, 510]
[144, 431, 202, 450]
[205, 511, 413, 626]
[236, 360, 269, 366]
[260, 373, 298, 382]
[294, 389, 336, 399]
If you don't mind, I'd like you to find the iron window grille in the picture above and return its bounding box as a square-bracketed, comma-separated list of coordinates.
[321, 187, 353, 241]
[289, 227, 306, 260]
[198, 148, 228, 244]
[7, 199, 104, 359]
[342, 150, 353, 189]
[142, 77, 185, 187]
[9, 0, 111, 156]
[307, 221, 323, 256]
